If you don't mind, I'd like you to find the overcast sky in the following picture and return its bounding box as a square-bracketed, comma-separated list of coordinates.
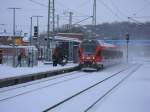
[0, 0, 150, 36]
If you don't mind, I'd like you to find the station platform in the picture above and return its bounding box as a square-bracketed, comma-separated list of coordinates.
[0, 61, 79, 88]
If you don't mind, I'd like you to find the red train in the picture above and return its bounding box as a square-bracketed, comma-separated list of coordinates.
[79, 39, 123, 70]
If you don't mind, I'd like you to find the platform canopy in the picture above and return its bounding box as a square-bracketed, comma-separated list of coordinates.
[48, 36, 81, 43]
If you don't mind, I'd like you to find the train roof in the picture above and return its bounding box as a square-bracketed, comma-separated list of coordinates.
[97, 40, 117, 48]
[82, 39, 118, 48]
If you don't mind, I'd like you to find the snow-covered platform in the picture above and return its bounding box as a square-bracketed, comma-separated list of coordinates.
[0, 62, 79, 87]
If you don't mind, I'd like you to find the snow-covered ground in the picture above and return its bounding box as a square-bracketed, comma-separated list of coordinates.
[0, 63, 130, 112]
[88, 61, 150, 112]
[0, 61, 78, 79]
[0, 58, 150, 112]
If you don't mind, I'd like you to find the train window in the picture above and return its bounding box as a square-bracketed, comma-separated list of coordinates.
[80, 40, 99, 55]
[102, 49, 108, 59]
[81, 44, 96, 55]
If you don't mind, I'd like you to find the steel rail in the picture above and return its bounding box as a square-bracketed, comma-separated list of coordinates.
[0, 71, 91, 102]
[43, 65, 132, 112]
[84, 64, 141, 112]
[0, 71, 81, 93]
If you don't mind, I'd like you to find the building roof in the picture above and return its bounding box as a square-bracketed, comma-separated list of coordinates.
[58, 33, 83, 36]
[48, 36, 81, 43]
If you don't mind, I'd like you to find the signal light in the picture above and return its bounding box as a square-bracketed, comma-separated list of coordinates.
[34, 26, 38, 37]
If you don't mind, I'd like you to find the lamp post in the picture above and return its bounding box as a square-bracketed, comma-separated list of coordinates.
[8, 8, 21, 37]
[8, 7, 21, 67]
[30, 17, 33, 45]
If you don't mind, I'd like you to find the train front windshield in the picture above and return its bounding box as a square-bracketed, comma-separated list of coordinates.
[81, 42, 97, 55]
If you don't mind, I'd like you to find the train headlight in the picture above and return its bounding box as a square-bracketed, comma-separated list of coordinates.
[82, 56, 85, 59]
[92, 56, 95, 60]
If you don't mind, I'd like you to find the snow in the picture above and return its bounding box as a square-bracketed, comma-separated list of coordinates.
[0, 61, 78, 79]
[0, 64, 130, 112]
[49, 64, 139, 112]
[88, 61, 150, 112]
[0, 58, 150, 112]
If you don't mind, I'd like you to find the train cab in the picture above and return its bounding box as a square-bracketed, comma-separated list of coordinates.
[79, 39, 123, 71]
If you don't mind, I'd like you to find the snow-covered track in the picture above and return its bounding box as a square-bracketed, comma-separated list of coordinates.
[43, 64, 141, 112]
[0, 71, 83, 93]
[0, 71, 90, 102]
[84, 64, 141, 112]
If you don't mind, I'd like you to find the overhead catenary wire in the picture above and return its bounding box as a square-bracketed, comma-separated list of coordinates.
[56, 0, 93, 26]
[108, 0, 128, 18]
[107, 0, 150, 21]
[107, 0, 149, 23]
[133, 0, 150, 16]
[128, 17, 143, 25]
[28, 0, 91, 22]
[29, 0, 48, 7]
[97, 0, 124, 21]
[74, 0, 91, 9]
[56, 1, 90, 17]
[132, 16, 150, 18]
[73, 16, 93, 25]
[28, 0, 128, 24]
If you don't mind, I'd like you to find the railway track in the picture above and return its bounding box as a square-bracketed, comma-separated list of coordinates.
[0, 64, 137, 112]
[0, 71, 96, 102]
[84, 64, 141, 112]
[0, 71, 85, 93]
[43, 64, 141, 112]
